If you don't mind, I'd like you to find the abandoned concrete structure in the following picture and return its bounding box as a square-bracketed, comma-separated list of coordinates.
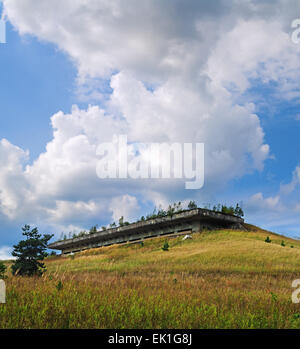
[48, 208, 245, 255]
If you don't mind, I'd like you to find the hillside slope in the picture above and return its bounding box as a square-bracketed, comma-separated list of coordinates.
[1, 227, 300, 329]
[49, 226, 300, 274]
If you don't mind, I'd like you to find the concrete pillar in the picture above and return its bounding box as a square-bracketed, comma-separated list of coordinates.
[192, 221, 201, 233]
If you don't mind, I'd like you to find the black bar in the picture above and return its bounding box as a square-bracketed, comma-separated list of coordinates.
[0, 329, 299, 346]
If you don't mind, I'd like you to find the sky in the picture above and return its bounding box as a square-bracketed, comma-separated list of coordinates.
[1, 0, 300, 259]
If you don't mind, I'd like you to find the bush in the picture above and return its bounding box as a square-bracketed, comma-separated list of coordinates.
[221, 205, 235, 215]
[211, 203, 244, 217]
[265, 236, 271, 243]
[281, 240, 285, 247]
[162, 241, 169, 251]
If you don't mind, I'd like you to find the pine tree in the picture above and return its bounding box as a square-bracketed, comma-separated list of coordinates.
[89, 225, 98, 234]
[11, 225, 53, 276]
[188, 200, 197, 210]
[234, 203, 244, 217]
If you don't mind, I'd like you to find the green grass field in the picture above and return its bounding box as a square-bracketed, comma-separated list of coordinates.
[1, 225, 300, 329]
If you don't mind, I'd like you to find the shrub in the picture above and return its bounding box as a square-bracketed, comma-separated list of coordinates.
[162, 241, 169, 251]
[211, 203, 244, 217]
[281, 240, 285, 247]
[265, 236, 271, 243]
[221, 205, 235, 215]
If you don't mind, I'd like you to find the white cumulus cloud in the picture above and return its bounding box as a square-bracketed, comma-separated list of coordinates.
[1, 0, 300, 239]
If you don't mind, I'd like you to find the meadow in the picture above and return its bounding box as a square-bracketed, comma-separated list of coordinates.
[1, 225, 300, 329]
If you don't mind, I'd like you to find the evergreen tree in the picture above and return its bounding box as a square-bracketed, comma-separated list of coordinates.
[89, 225, 98, 234]
[11, 225, 53, 276]
[167, 204, 175, 217]
[234, 203, 244, 217]
[188, 201, 197, 210]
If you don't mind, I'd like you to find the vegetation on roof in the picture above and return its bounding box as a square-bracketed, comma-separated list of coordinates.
[57, 201, 244, 242]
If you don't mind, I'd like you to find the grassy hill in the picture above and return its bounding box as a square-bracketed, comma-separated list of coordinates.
[1, 226, 300, 329]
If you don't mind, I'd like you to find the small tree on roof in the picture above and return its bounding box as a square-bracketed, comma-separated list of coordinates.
[234, 203, 244, 217]
[119, 216, 124, 227]
[188, 201, 197, 210]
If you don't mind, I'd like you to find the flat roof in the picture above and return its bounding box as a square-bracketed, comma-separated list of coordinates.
[48, 208, 244, 251]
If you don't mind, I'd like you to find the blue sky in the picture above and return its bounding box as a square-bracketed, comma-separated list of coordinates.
[0, 14, 76, 160]
[1, 1, 300, 258]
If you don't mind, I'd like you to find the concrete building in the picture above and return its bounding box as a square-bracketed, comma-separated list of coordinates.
[48, 208, 244, 255]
